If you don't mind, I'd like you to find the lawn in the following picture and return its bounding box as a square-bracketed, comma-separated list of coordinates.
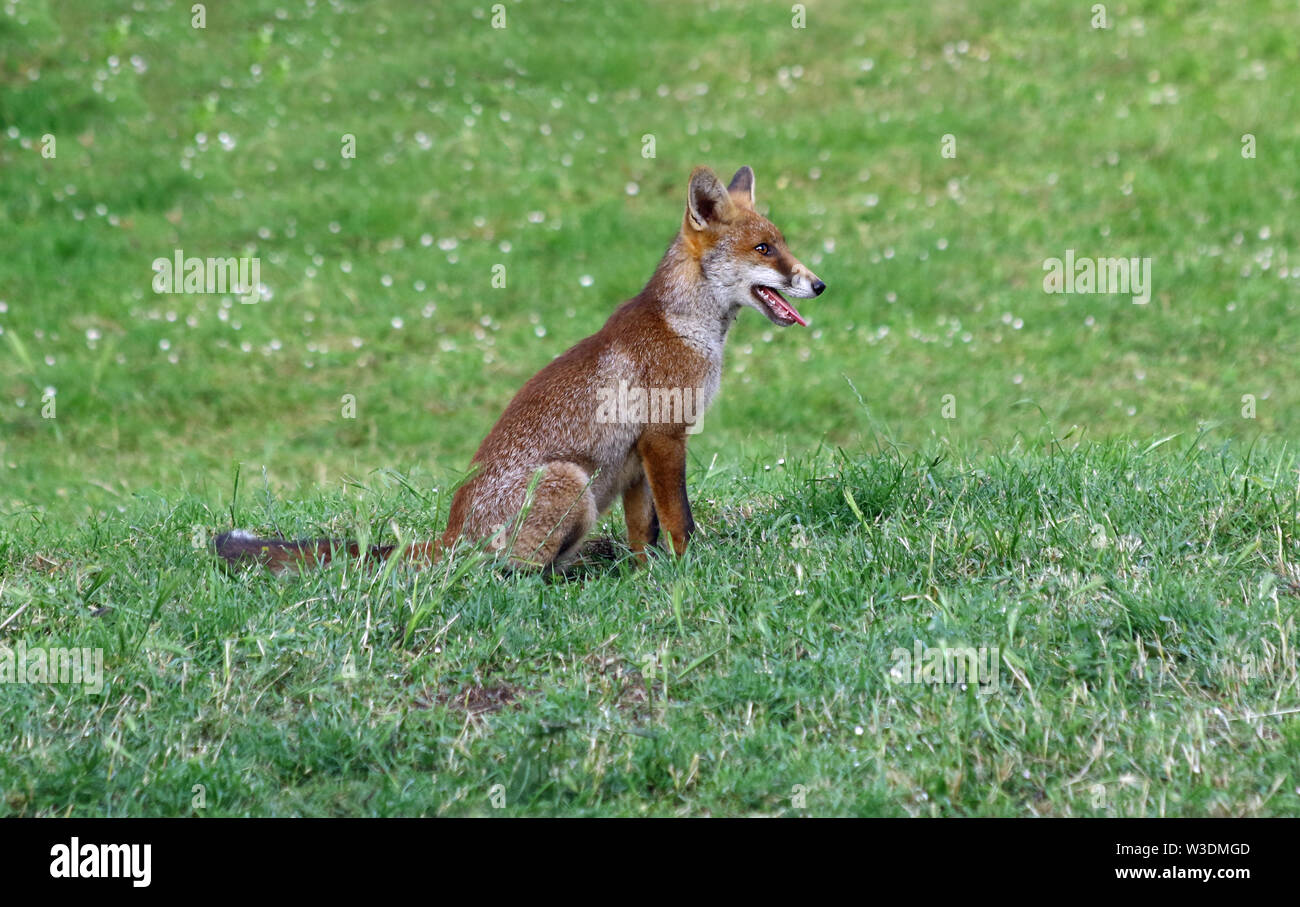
[1, 0, 1298, 816]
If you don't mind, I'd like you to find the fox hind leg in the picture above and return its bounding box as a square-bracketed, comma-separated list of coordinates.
[500, 461, 597, 569]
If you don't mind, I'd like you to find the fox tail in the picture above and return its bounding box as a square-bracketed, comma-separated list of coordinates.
[213, 529, 437, 573]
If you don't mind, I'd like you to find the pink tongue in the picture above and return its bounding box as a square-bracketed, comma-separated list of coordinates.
[763, 287, 807, 326]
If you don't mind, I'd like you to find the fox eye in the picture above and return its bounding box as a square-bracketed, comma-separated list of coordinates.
[755, 243, 770, 255]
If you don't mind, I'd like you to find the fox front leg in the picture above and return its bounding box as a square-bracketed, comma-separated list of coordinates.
[636, 431, 695, 556]
[623, 472, 660, 561]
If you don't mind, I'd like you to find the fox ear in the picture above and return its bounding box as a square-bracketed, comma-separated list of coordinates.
[686, 167, 734, 230]
[727, 166, 755, 208]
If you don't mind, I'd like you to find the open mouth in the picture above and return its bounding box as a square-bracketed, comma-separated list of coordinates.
[751, 286, 808, 327]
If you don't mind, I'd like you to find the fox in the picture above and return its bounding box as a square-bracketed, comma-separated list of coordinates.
[215, 165, 825, 573]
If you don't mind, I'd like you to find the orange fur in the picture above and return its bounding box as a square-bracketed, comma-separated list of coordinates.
[215, 166, 825, 573]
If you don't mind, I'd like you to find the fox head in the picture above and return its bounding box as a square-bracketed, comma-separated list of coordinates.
[680, 165, 826, 327]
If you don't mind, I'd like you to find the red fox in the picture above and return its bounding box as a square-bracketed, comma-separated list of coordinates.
[215, 165, 825, 573]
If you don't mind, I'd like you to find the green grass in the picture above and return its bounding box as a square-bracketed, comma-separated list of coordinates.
[1, 0, 1299, 815]
[2, 439, 1299, 816]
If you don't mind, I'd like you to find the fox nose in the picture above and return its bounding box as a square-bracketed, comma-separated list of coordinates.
[811, 279, 826, 296]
